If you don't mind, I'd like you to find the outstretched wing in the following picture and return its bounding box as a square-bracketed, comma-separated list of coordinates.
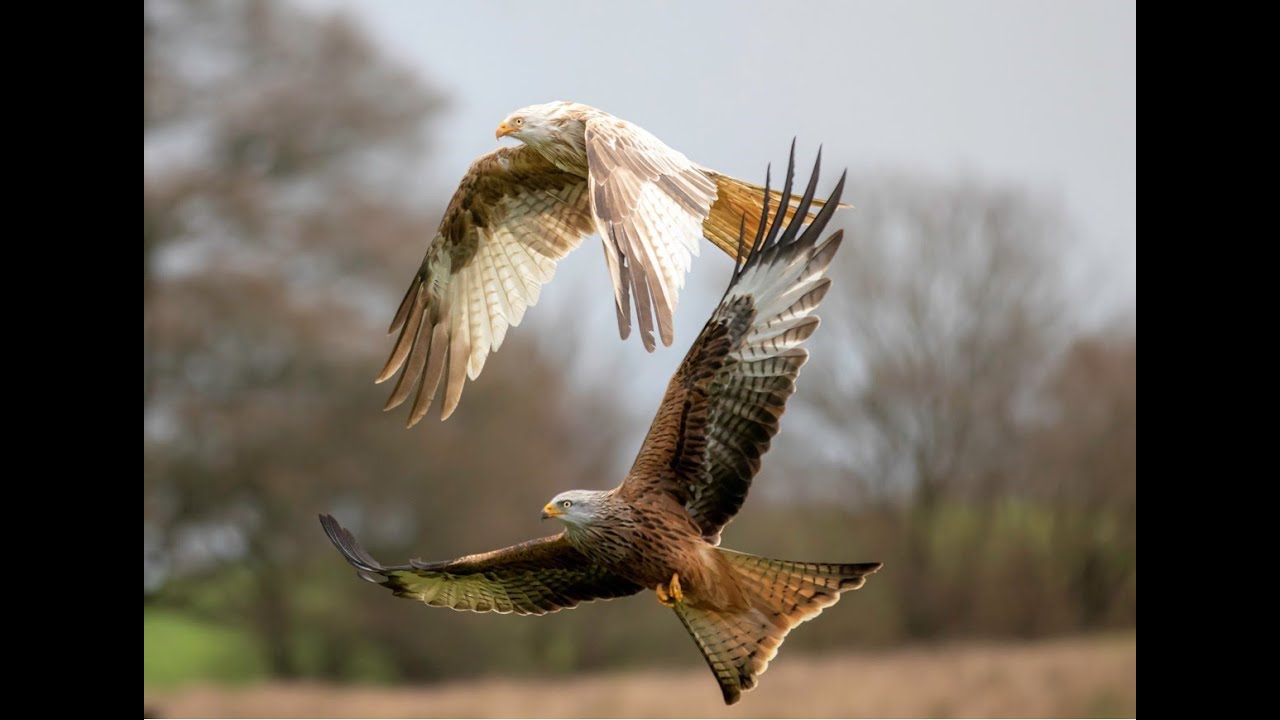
[584, 118, 718, 351]
[617, 147, 846, 544]
[378, 145, 597, 426]
[320, 514, 642, 615]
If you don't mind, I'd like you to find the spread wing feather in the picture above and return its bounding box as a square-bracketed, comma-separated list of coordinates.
[320, 514, 642, 615]
[585, 119, 718, 350]
[378, 146, 597, 426]
[617, 147, 847, 543]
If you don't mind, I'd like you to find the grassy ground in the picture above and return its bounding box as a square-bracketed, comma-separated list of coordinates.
[145, 633, 1135, 718]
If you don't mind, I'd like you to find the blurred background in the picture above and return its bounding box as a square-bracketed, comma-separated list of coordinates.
[143, 0, 1135, 716]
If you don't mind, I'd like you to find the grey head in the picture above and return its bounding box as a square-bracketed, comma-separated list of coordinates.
[541, 489, 611, 528]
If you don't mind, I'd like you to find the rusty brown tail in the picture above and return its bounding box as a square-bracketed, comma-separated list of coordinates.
[673, 549, 881, 705]
[702, 171, 850, 259]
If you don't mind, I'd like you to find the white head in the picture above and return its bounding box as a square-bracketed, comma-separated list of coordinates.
[495, 101, 581, 145]
[540, 489, 610, 528]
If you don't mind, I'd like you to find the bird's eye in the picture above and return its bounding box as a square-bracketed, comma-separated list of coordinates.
[562, 500, 572, 509]
[514, 118, 524, 127]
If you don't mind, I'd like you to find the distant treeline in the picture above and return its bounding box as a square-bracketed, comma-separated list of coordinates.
[144, 0, 1135, 686]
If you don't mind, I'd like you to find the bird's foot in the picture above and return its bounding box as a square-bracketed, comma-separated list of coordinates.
[655, 582, 671, 607]
[655, 573, 684, 608]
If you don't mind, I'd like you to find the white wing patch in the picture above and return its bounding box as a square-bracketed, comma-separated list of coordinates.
[379, 146, 596, 426]
[449, 184, 589, 384]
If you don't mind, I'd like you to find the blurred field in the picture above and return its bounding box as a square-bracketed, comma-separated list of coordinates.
[145, 633, 1135, 718]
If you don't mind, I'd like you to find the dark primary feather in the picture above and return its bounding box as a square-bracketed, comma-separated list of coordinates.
[618, 147, 847, 543]
[319, 514, 642, 615]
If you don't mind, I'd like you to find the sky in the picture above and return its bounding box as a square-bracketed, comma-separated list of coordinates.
[292, 0, 1136, 439]
[297, 0, 1135, 307]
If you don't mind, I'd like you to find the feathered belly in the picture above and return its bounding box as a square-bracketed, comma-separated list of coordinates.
[568, 522, 747, 611]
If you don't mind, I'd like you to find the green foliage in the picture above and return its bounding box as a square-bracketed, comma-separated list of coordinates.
[144, 610, 267, 687]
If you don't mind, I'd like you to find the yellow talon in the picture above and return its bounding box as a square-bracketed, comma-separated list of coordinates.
[654, 573, 684, 608]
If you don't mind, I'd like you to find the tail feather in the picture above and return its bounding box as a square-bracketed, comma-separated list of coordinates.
[675, 549, 881, 705]
[703, 171, 850, 260]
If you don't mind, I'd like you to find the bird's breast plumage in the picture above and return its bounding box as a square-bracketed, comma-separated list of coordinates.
[564, 494, 722, 599]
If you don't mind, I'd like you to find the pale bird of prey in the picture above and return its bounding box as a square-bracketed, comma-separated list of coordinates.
[378, 101, 840, 426]
[324, 149, 880, 705]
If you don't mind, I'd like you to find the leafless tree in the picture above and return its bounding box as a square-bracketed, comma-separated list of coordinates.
[144, 0, 631, 678]
[790, 174, 1076, 635]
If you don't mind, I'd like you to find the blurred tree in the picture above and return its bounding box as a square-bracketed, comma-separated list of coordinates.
[1026, 329, 1136, 629]
[144, 0, 629, 680]
[806, 176, 1064, 503]
[782, 175, 1135, 640]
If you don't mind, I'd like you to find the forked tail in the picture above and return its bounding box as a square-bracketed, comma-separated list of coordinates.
[674, 549, 881, 705]
[702, 162, 850, 259]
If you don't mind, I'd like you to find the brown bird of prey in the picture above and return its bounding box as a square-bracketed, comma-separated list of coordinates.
[378, 101, 837, 426]
[323, 149, 880, 705]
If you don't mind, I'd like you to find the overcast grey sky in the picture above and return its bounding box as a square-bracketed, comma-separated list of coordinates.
[299, 0, 1135, 307]
[290, 0, 1135, 464]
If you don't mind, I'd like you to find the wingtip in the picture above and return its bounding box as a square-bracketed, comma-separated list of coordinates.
[834, 169, 852, 209]
[634, 314, 658, 352]
[404, 400, 430, 427]
[615, 300, 632, 341]
[318, 513, 345, 547]
[822, 229, 846, 254]
[829, 169, 847, 207]
[439, 383, 462, 421]
[319, 513, 386, 576]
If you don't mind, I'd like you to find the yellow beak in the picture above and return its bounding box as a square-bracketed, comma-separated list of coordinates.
[496, 121, 515, 139]
[541, 503, 562, 519]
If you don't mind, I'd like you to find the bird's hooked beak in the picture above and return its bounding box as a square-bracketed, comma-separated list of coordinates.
[495, 120, 516, 140]
[541, 503, 563, 520]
